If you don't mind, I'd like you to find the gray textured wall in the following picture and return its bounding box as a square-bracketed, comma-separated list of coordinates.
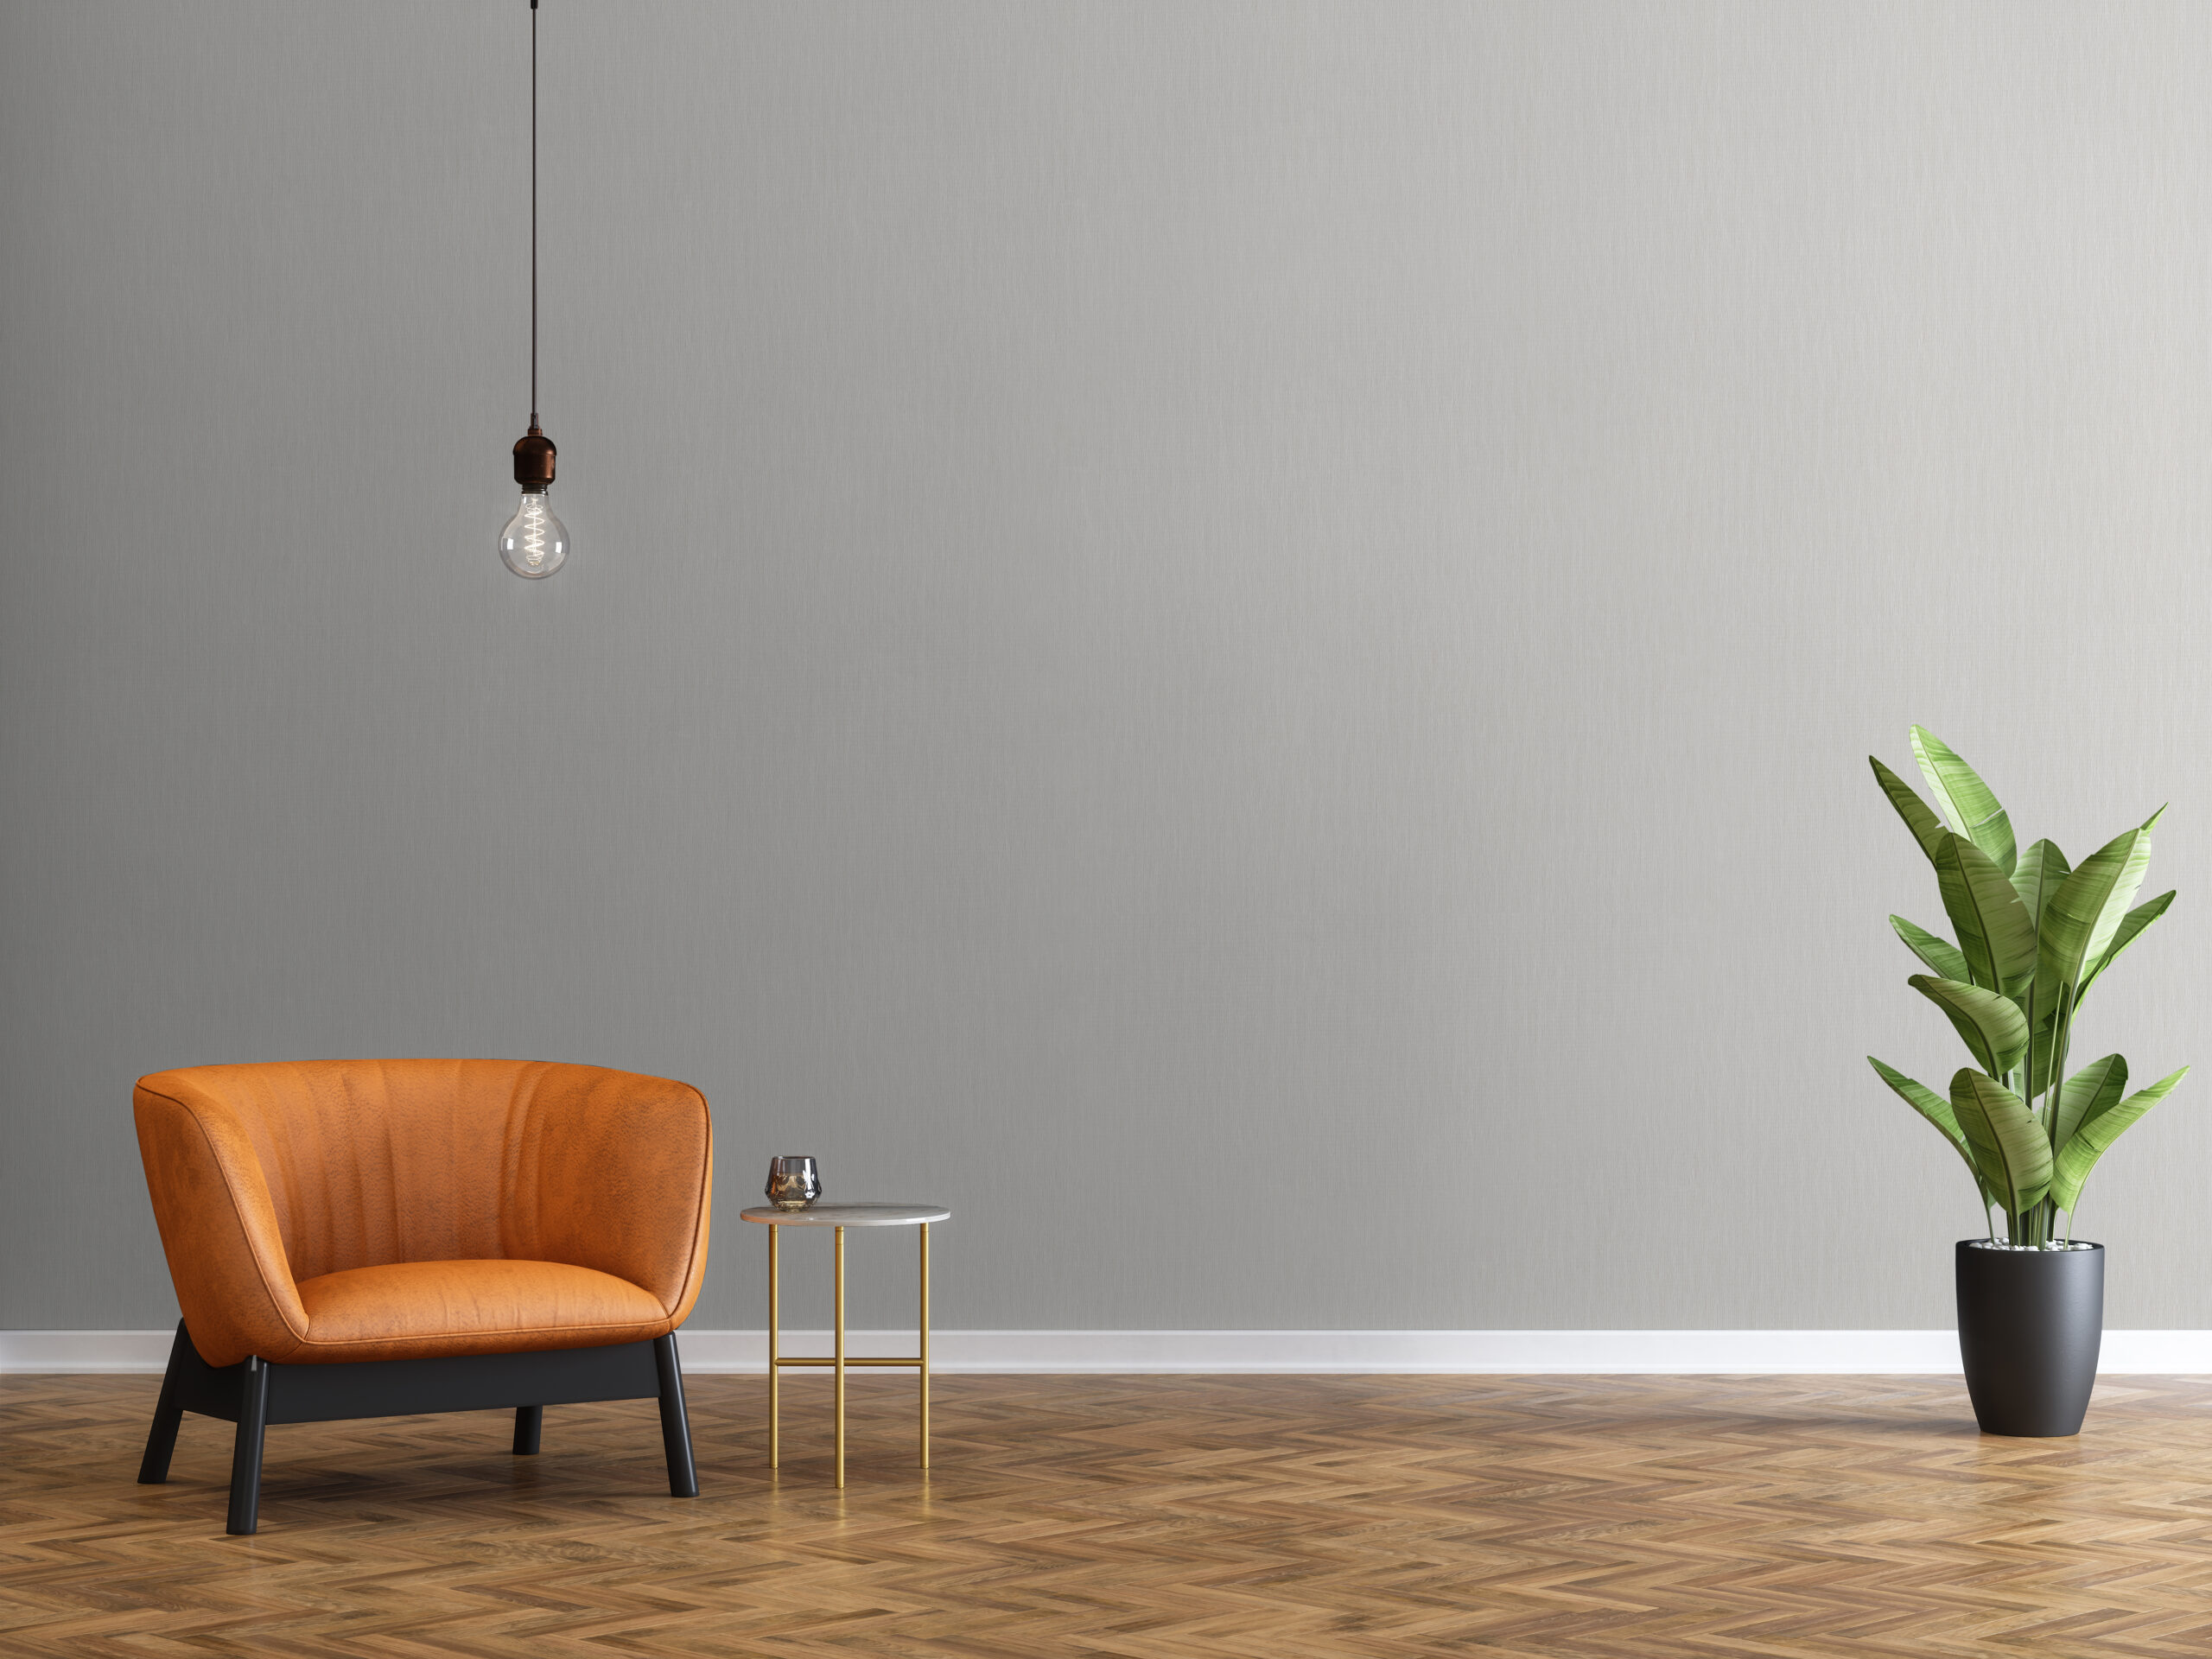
[5, 1, 2210, 1333]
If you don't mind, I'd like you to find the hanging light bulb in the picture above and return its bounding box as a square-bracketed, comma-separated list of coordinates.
[499, 0, 571, 578]
[499, 431, 569, 577]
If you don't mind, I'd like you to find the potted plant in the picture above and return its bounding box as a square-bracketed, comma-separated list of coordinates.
[1868, 728, 2188, 1436]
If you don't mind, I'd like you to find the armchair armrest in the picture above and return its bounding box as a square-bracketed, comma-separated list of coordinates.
[501, 1066, 713, 1324]
[134, 1080, 312, 1367]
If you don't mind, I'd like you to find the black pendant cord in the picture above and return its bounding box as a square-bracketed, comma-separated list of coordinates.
[530, 0, 538, 432]
[505, 0, 555, 502]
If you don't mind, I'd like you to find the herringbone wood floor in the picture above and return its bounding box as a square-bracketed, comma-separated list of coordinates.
[6, 1373, 2212, 1656]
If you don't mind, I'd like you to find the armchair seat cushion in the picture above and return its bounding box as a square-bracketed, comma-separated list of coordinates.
[291, 1260, 674, 1364]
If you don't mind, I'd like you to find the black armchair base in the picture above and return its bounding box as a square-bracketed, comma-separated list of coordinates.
[137, 1321, 698, 1534]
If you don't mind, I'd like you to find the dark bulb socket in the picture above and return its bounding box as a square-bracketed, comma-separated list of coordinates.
[512, 428, 556, 491]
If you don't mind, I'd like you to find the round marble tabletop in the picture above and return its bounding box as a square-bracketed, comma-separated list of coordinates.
[740, 1202, 949, 1227]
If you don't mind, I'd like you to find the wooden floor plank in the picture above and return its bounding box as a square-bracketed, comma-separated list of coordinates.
[7, 1373, 2212, 1656]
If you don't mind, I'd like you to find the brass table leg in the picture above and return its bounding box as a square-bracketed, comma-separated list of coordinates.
[919, 1223, 930, 1469]
[834, 1224, 846, 1489]
[767, 1224, 780, 1469]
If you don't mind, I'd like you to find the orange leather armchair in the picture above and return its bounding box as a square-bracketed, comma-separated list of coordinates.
[133, 1058, 712, 1534]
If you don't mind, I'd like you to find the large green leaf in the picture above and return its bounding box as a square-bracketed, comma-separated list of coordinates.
[1891, 916, 1970, 982]
[1912, 728, 2017, 875]
[1949, 1069, 2051, 1216]
[1932, 832, 2037, 992]
[2050, 1066, 2190, 1212]
[1910, 975, 2030, 1076]
[1869, 1057, 1991, 1203]
[2053, 1052, 2126, 1151]
[2039, 823, 2155, 992]
[1871, 757, 1949, 864]
[2076, 890, 2175, 1001]
[2011, 839, 2071, 931]
[2016, 844, 2086, 1029]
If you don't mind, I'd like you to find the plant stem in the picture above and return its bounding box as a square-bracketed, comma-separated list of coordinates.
[2018, 906, 2042, 1249]
[2041, 981, 2082, 1249]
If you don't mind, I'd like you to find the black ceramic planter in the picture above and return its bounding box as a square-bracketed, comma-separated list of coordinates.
[1955, 1240, 2103, 1437]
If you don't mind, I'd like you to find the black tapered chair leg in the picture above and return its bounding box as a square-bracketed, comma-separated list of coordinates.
[652, 1332, 697, 1497]
[512, 1404, 543, 1455]
[226, 1357, 270, 1535]
[137, 1323, 192, 1485]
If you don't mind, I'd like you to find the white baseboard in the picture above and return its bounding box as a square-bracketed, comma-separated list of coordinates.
[10, 1327, 2212, 1376]
[670, 1329, 1968, 1374]
[0, 1331, 184, 1373]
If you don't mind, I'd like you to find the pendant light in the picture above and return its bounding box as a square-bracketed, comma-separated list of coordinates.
[499, 0, 570, 577]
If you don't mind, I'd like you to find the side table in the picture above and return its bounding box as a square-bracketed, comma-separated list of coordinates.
[739, 1202, 950, 1487]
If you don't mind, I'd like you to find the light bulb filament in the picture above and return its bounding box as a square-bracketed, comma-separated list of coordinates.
[521, 495, 548, 567]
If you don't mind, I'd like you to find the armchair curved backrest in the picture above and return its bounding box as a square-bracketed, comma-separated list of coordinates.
[134, 1058, 712, 1367]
